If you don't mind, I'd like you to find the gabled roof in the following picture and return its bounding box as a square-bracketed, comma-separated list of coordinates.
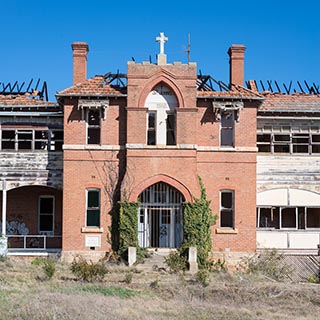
[56, 76, 127, 97]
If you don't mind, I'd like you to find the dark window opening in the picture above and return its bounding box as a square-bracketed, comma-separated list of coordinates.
[220, 190, 234, 228]
[166, 113, 176, 145]
[39, 197, 54, 233]
[87, 110, 101, 145]
[220, 111, 234, 147]
[147, 112, 156, 145]
[87, 190, 100, 227]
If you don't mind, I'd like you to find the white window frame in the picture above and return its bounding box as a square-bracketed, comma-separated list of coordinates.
[38, 196, 55, 235]
[86, 189, 101, 227]
[220, 190, 235, 228]
[86, 108, 101, 145]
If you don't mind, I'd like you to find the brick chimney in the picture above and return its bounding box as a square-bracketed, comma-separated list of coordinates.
[71, 42, 89, 85]
[228, 44, 246, 87]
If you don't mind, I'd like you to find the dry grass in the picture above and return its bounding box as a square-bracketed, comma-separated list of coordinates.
[0, 257, 319, 320]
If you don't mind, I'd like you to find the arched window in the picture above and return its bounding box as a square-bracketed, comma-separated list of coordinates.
[145, 84, 178, 146]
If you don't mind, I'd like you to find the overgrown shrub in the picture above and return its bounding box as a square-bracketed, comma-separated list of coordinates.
[42, 259, 56, 280]
[70, 256, 108, 282]
[164, 251, 187, 273]
[181, 176, 217, 269]
[195, 269, 211, 287]
[118, 201, 139, 257]
[242, 249, 293, 281]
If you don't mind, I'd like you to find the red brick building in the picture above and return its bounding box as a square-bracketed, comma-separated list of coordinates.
[56, 36, 262, 261]
[1, 33, 319, 261]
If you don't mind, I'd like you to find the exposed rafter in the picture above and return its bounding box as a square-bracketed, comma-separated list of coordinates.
[0, 79, 48, 101]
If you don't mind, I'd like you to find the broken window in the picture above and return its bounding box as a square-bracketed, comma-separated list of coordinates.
[257, 206, 320, 229]
[257, 126, 320, 155]
[50, 130, 63, 151]
[86, 189, 100, 227]
[281, 208, 297, 228]
[257, 207, 280, 229]
[1, 128, 62, 151]
[220, 190, 234, 228]
[220, 111, 234, 147]
[147, 112, 156, 145]
[39, 196, 54, 234]
[87, 109, 101, 144]
[35, 130, 48, 150]
[306, 208, 320, 228]
[1, 130, 15, 149]
[273, 134, 290, 153]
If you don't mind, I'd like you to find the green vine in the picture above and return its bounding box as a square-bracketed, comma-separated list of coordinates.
[181, 176, 217, 269]
[118, 201, 139, 257]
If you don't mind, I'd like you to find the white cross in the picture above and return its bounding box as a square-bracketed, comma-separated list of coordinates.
[156, 32, 168, 54]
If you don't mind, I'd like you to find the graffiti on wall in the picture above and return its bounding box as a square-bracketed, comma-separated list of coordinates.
[0, 221, 29, 235]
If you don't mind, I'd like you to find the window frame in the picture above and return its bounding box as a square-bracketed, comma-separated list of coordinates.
[0, 128, 63, 152]
[86, 189, 101, 227]
[86, 109, 101, 145]
[147, 111, 157, 146]
[38, 195, 55, 235]
[220, 190, 235, 228]
[257, 206, 320, 230]
[166, 111, 176, 146]
[220, 110, 235, 147]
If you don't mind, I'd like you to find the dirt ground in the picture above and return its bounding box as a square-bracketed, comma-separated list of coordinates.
[0, 257, 319, 320]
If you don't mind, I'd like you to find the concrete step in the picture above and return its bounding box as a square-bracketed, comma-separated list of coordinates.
[136, 249, 176, 272]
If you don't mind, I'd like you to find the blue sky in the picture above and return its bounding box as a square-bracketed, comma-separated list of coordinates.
[1, 0, 319, 100]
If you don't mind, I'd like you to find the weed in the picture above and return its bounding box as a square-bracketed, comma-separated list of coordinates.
[164, 251, 187, 273]
[42, 259, 56, 280]
[195, 269, 211, 287]
[70, 255, 108, 282]
[242, 249, 293, 281]
[307, 274, 320, 284]
[31, 258, 45, 266]
[124, 272, 133, 284]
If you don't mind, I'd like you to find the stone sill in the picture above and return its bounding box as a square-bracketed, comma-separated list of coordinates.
[81, 227, 104, 233]
[215, 228, 238, 234]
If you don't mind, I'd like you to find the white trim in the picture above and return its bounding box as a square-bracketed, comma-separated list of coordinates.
[219, 190, 235, 229]
[85, 189, 101, 227]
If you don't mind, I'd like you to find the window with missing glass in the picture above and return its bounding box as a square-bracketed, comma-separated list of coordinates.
[220, 111, 234, 147]
[147, 112, 156, 145]
[39, 196, 54, 234]
[257, 124, 320, 154]
[1, 128, 63, 151]
[87, 109, 101, 144]
[220, 190, 234, 228]
[257, 206, 320, 229]
[166, 112, 176, 145]
[86, 189, 100, 227]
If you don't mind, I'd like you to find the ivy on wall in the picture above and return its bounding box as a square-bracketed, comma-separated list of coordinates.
[118, 201, 139, 256]
[182, 176, 218, 268]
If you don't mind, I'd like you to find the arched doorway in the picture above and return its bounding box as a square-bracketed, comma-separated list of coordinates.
[138, 182, 184, 248]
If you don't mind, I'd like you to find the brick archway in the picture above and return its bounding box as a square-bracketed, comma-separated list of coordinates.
[129, 174, 192, 203]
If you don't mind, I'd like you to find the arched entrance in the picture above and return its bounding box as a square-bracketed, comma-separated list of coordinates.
[138, 182, 184, 248]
